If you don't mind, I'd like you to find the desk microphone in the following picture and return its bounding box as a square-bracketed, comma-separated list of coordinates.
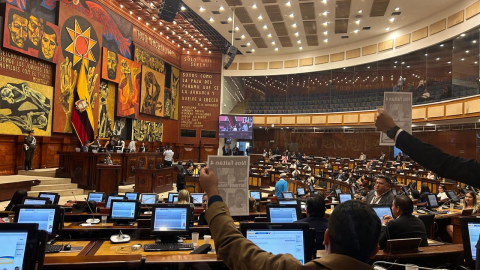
[71, 191, 78, 203]
[439, 199, 452, 209]
[110, 229, 131, 244]
[84, 198, 100, 224]
[141, 200, 152, 215]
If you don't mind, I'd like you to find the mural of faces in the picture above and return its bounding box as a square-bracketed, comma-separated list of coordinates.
[28, 15, 44, 46]
[8, 12, 28, 49]
[107, 50, 118, 80]
[40, 26, 57, 60]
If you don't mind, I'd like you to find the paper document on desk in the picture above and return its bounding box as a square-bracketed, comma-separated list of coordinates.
[208, 156, 250, 216]
[380, 92, 412, 146]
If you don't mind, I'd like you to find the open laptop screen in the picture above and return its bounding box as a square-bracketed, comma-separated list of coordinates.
[246, 229, 305, 264]
[268, 206, 298, 223]
[372, 205, 393, 223]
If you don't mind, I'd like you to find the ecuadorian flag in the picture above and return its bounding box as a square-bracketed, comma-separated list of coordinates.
[71, 63, 94, 145]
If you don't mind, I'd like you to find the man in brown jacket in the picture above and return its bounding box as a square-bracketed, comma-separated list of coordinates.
[200, 168, 381, 270]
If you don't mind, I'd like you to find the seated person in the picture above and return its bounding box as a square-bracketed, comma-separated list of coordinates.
[303, 164, 312, 171]
[139, 142, 146, 152]
[186, 165, 194, 176]
[275, 173, 288, 198]
[379, 195, 428, 249]
[249, 197, 257, 213]
[418, 184, 430, 203]
[200, 168, 381, 270]
[447, 190, 478, 238]
[366, 175, 395, 206]
[104, 154, 113, 164]
[294, 194, 329, 250]
[5, 189, 27, 211]
[198, 194, 208, 225]
[292, 168, 301, 177]
[174, 189, 195, 212]
[281, 154, 288, 164]
[437, 184, 448, 201]
[275, 162, 283, 169]
[81, 141, 91, 152]
[336, 170, 346, 181]
[427, 171, 435, 180]
[345, 173, 355, 184]
[193, 164, 201, 176]
[262, 169, 270, 177]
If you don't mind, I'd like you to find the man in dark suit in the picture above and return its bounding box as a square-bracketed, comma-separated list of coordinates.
[379, 195, 428, 249]
[24, 130, 36, 171]
[294, 194, 329, 250]
[366, 175, 395, 206]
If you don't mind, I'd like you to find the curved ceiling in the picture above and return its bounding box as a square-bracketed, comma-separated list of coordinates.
[183, 0, 463, 55]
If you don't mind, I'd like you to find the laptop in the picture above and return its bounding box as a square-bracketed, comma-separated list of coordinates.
[446, 190, 460, 203]
[426, 194, 439, 209]
[372, 205, 393, 222]
[461, 218, 480, 267]
[282, 192, 294, 199]
[338, 193, 352, 204]
[250, 191, 261, 200]
[267, 204, 301, 223]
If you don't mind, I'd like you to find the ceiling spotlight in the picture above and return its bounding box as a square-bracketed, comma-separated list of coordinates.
[235, 26, 239, 31]
[461, 58, 465, 61]
[297, 40, 301, 44]
[275, 47, 279, 51]
[252, 4, 257, 8]
[389, 18, 395, 22]
[289, 13, 294, 18]
[323, 30, 328, 35]
[129, 11, 133, 14]
[219, 6, 225, 11]
[120, 4, 124, 8]
[241, 34, 245, 39]
[466, 50, 470, 53]
[137, 16, 141, 20]
[395, 7, 400, 11]
[247, 42, 251, 46]
[258, 15, 263, 20]
[358, 10, 362, 14]
[199, 7, 205, 12]
[209, 17, 214, 22]
[473, 40, 477, 43]
[251, 49, 255, 52]
[440, 44, 444, 47]
[324, 38, 328, 42]
[447, 61, 451, 64]
[354, 29, 359, 34]
[271, 41, 276, 45]
[181, 6, 186, 11]
[385, 27, 390, 31]
[146, 22, 149, 25]
[355, 20, 360, 24]
[263, 25, 268, 29]
[292, 23, 297, 28]
[299, 47, 303, 50]
[267, 33, 272, 37]
[286, 1, 291, 6]
[228, 17, 232, 21]
[461, 33, 466, 37]
[323, 11, 328, 16]
[295, 32, 299, 37]
[322, 0, 327, 3]
[323, 22, 328, 26]
[436, 57, 440, 60]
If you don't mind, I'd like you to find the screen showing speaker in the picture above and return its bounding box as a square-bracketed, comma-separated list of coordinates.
[219, 116, 253, 139]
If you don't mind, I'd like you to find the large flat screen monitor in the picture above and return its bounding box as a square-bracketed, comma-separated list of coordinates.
[140, 193, 158, 205]
[15, 205, 61, 240]
[22, 197, 49, 205]
[0, 223, 42, 270]
[219, 116, 253, 139]
[240, 223, 313, 264]
[106, 195, 126, 208]
[339, 193, 352, 204]
[190, 193, 204, 205]
[125, 192, 139, 201]
[267, 205, 301, 223]
[109, 200, 139, 225]
[250, 191, 261, 200]
[150, 204, 190, 240]
[38, 192, 60, 205]
[87, 192, 105, 203]
[461, 218, 480, 267]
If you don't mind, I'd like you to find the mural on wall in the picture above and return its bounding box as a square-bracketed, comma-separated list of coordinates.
[134, 46, 165, 73]
[140, 65, 165, 117]
[0, 74, 53, 136]
[53, 2, 103, 133]
[3, 0, 58, 24]
[101, 47, 141, 84]
[3, 4, 60, 63]
[113, 117, 127, 138]
[115, 53, 141, 118]
[97, 80, 115, 138]
[164, 88, 171, 118]
[132, 119, 163, 142]
[171, 66, 179, 120]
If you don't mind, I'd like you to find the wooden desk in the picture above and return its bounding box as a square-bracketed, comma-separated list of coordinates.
[0, 179, 40, 201]
[94, 239, 215, 256]
[135, 167, 178, 194]
[96, 164, 121, 194]
[44, 255, 142, 269]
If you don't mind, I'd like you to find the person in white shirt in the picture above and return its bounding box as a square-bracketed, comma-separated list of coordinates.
[359, 152, 366, 161]
[437, 185, 448, 201]
[128, 140, 136, 153]
[163, 146, 174, 166]
[119, 138, 125, 152]
[303, 164, 312, 171]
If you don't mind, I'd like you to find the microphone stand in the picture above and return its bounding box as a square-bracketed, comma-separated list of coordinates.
[84, 199, 100, 224]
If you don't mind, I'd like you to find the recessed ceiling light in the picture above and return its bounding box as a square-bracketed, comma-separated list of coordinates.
[219, 6, 224, 11]
[466, 50, 470, 53]
[323, 11, 328, 16]
[389, 18, 395, 22]
[235, 26, 239, 31]
[295, 32, 299, 37]
[385, 27, 390, 31]
[354, 29, 359, 33]
[461, 33, 466, 37]
[275, 47, 279, 51]
[292, 23, 297, 28]
[323, 31, 328, 35]
[323, 22, 328, 26]
[137, 16, 141, 20]
[120, 4, 124, 8]
[436, 57, 440, 60]
[146, 22, 149, 25]
[129, 11, 133, 14]
[299, 47, 303, 50]
[358, 10, 362, 14]
[322, 0, 327, 3]
[297, 40, 301, 44]
[247, 42, 251, 46]
[324, 38, 328, 42]
[355, 20, 360, 24]
[241, 34, 245, 39]
[475, 61, 478, 64]
[199, 7, 205, 12]
[395, 7, 400, 11]
[286, 1, 291, 6]
[267, 33, 272, 37]
[258, 15, 263, 20]
[181, 6, 186, 11]
[407, 65, 410, 68]
[251, 49, 255, 52]
[252, 4, 257, 9]
[461, 58, 465, 61]
[289, 13, 294, 18]
[209, 18, 214, 22]
[424, 53, 428, 56]
[447, 61, 451, 64]
[271, 41, 276, 45]
[228, 17, 232, 21]
[263, 25, 268, 29]
[473, 40, 477, 43]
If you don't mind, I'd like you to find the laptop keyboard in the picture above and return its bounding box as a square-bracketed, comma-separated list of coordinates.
[45, 244, 64, 253]
[144, 243, 194, 251]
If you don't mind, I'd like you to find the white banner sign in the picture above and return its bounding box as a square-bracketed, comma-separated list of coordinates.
[380, 92, 412, 146]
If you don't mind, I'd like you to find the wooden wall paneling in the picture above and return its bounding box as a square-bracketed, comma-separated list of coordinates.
[465, 99, 480, 114]
[201, 146, 216, 162]
[412, 108, 427, 119]
[266, 117, 281, 124]
[330, 52, 345, 62]
[427, 105, 445, 118]
[378, 40, 394, 52]
[343, 114, 359, 123]
[269, 61, 283, 69]
[430, 19, 447, 35]
[395, 34, 411, 48]
[0, 136, 17, 175]
[466, 1, 480, 19]
[346, 48, 361, 59]
[281, 116, 296, 125]
[359, 113, 375, 123]
[253, 116, 266, 125]
[315, 55, 329, 65]
[448, 10, 465, 28]
[327, 114, 342, 124]
[362, 44, 377, 56]
[227, 63, 238, 70]
[254, 62, 268, 70]
[312, 115, 327, 124]
[446, 103, 463, 116]
[179, 145, 198, 162]
[412, 27, 429, 42]
[299, 58, 313, 67]
[239, 63, 253, 70]
[285, 60, 299, 68]
[296, 116, 311, 125]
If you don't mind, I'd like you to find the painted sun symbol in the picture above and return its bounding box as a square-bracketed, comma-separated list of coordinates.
[64, 19, 97, 67]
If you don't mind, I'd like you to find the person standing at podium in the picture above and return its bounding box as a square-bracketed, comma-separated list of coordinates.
[24, 130, 36, 171]
[163, 146, 174, 167]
